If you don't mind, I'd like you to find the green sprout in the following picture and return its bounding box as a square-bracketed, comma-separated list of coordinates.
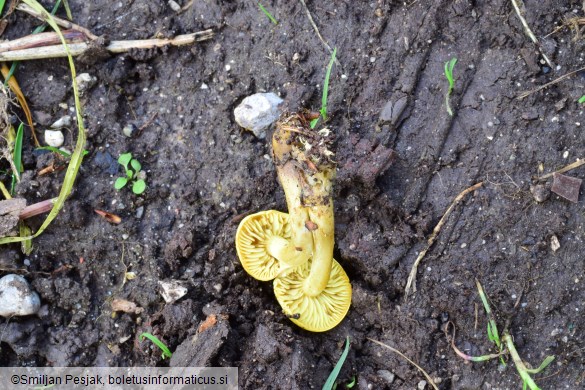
[36, 146, 89, 158]
[139, 332, 172, 359]
[323, 336, 350, 390]
[114, 152, 146, 195]
[311, 48, 337, 129]
[10, 123, 24, 195]
[258, 2, 278, 25]
[578, 95, 585, 104]
[447, 280, 554, 390]
[444, 57, 457, 116]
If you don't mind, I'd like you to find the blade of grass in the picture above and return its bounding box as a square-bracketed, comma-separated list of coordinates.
[62, 0, 72, 20]
[502, 334, 541, 390]
[323, 336, 350, 390]
[311, 47, 337, 128]
[0, 0, 6, 15]
[0, 0, 86, 245]
[525, 355, 555, 375]
[19, 221, 33, 254]
[1, 65, 39, 146]
[10, 122, 23, 194]
[578, 95, 585, 104]
[258, 2, 278, 25]
[139, 332, 172, 359]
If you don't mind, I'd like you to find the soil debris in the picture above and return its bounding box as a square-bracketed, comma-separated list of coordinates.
[551, 172, 582, 203]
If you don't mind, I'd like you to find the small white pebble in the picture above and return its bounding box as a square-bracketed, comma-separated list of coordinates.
[460, 243, 467, 248]
[563, 151, 569, 159]
[122, 234, 129, 240]
[370, 57, 376, 63]
[341, 74, 347, 79]
[200, 83, 209, 90]
[225, 64, 231, 71]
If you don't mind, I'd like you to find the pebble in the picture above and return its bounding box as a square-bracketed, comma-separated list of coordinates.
[122, 124, 137, 137]
[168, 0, 181, 12]
[377, 370, 395, 384]
[159, 280, 188, 303]
[75, 73, 96, 93]
[51, 115, 72, 128]
[234, 92, 283, 139]
[44, 130, 64, 147]
[135, 206, 144, 219]
[418, 380, 427, 389]
[0, 274, 41, 317]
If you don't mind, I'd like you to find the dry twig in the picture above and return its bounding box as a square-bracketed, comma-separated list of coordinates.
[534, 159, 585, 181]
[0, 30, 214, 61]
[405, 182, 483, 298]
[510, 0, 553, 68]
[298, 0, 340, 67]
[368, 338, 439, 390]
[517, 65, 585, 99]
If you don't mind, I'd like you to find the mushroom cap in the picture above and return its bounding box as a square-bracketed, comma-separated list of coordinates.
[235, 210, 291, 281]
[273, 258, 351, 332]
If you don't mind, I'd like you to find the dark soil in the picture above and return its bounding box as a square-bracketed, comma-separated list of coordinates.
[1, 0, 584, 388]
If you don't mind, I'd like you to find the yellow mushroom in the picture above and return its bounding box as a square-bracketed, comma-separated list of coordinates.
[271, 113, 352, 332]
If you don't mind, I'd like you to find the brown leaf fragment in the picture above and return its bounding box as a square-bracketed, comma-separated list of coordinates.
[551, 172, 582, 203]
[197, 314, 217, 333]
[111, 298, 143, 314]
[95, 209, 122, 224]
[305, 220, 318, 231]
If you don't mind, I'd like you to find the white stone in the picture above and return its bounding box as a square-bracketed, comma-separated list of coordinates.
[0, 274, 41, 317]
[159, 280, 188, 303]
[75, 73, 96, 93]
[44, 130, 64, 147]
[168, 0, 181, 12]
[234, 92, 283, 139]
[50, 115, 72, 128]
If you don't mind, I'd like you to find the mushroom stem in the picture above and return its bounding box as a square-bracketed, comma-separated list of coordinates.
[273, 162, 314, 266]
[272, 113, 336, 296]
[303, 201, 334, 296]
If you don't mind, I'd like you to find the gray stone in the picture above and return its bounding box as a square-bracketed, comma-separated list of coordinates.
[0, 274, 41, 317]
[50, 115, 72, 128]
[377, 369, 395, 384]
[234, 92, 283, 138]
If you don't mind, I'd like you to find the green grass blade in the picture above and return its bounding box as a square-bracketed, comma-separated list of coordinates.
[139, 332, 172, 359]
[19, 221, 33, 255]
[0, 0, 6, 16]
[578, 95, 585, 104]
[258, 2, 278, 25]
[525, 355, 555, 374]
[62, 0, 72, 20]
[320, 47, 337, 121]
[0, 0, 86, 245]
[323, 336, 350, 390]
[10, 123, 24, 194]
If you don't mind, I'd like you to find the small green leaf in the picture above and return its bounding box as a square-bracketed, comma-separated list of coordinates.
[323, 336, 350, 390]
[114, 177, 128, 190]
[578, 95, 585, 104]
[346, 376, 356, 388]
[310, 118, 320, 129]
[139, 332, 172, 359]
[132, 179, 146, 195]
[126, 169, 134, 178]
[118, 152, 132, 169]
[130, 159, 141, 172]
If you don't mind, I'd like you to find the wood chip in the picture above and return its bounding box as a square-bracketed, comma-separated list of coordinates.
[111, 298, 143, 314]
[197, 314, 217, 333]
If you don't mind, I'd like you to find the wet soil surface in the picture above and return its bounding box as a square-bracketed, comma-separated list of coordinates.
[1, 0, 585, 388]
